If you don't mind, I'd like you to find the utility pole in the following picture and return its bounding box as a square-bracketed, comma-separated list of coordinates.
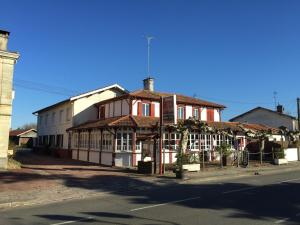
[297, 98, 300, 131]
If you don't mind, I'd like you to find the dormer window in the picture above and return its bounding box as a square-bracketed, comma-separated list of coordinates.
[178, 106, 184, 120]
[193, 108, 199, 120]
[142, 103, 150, 116]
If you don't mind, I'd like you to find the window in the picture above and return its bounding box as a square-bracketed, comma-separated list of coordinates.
[39, 116, 43, 126]
[102, 133, 113, 151]
[49, 135, 55, 146]
[142, 103, 150, 116]
[56, 134, 64, 148]
[59, 110, 64, 123]
[45, 114, 48, 125]
[66, 107, 71, 122]
[193, 108, 199, 120]
[200, 134, 211, 150]
[79, 132, 89, 149]
[52, 112, 56, 124]
[163, 133, 170, 150]
[170, 133, 181, 151]
[178, 106, 184, 120]
[188, 133, 199, 151]
[116, 129, 132, 151]
[99, 106, 105, 119]
[73, 133, 78, 148]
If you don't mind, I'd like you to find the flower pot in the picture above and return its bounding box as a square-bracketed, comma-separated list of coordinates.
[175, 169, 188, 179]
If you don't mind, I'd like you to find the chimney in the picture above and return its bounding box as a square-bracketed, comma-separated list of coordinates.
[277, 104, 284, 114]
[0, 30, 9, 51]
[143, 77, 154, 91]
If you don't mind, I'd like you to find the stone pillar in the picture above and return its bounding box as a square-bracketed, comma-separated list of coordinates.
[0, 30, 20, 169]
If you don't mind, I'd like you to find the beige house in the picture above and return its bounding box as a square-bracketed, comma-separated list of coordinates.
[33, 84, 127, 157]
[0, 30, 20, 169]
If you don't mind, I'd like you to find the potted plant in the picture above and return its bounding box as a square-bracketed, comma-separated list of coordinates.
[216, 143, 232, 167]
[273, 148, 287, 165]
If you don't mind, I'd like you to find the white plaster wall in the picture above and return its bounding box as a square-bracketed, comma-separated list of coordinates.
[101, 152, 113, 166]
[73, 89, 120, 125]
[214, 109, 220, 122]
[89, 150, 100, 164]
[37, 101, 73, 149]
[72, 149, 77, 160]
[284, 148, 298, 161]
[185, 106, 193, 119]
[231, 108, 296, 131]
[78, 150, 88, 161]
[154, 102, 160, 117]
[201, 107, 207, 121]
[132, 100, 140, 116]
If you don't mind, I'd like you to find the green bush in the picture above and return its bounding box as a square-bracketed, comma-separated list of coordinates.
[216, 143, 232, 157]
[274, 148, 285, 159]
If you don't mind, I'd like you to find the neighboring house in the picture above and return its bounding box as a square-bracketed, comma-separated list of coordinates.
[9, 129, 37, 147]
[67, 78, 236, 167]
[33, 84, 127, 157]
[229, 106, 299, 131]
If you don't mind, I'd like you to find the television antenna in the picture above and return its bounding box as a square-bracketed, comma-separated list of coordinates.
[273, 91, 278, 109]
[146, 36, 154, 76]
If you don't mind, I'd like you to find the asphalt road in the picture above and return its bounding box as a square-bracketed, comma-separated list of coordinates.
[1, 170, 300, 225]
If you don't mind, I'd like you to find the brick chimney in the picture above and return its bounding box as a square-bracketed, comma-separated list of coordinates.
[143, 77, 154, 92]
[0, 30, 9, 51]
[277, 104, 284, 114]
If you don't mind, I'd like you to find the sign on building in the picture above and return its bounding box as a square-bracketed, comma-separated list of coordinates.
[162, 95, 177, 125]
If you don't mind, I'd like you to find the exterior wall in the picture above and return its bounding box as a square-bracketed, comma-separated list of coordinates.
[37, 101, 73, 149]
[36, 89, 123, 150]
[231, 109, 296, 131]
[201, 107, 207, 121]
[101, 99, 130, 118]
[132, 100, 160, 117]
[0, 50, 19, 169]
[185, 106, 193, 119]
[214, 109, 220, 122]
[73, 89, 122, 125]
[284, 148, 298, 161]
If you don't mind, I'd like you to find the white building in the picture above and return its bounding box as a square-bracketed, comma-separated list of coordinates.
[33, 84, 127, 157]
[230, 106, 299, 131]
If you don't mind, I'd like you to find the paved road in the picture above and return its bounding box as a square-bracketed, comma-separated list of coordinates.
[1, 170, 300, 225]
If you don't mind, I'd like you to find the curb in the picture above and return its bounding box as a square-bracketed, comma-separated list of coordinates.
[180, 165, 300, 184]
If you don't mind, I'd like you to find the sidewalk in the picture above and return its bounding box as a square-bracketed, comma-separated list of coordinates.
[1, 152, 300, 211]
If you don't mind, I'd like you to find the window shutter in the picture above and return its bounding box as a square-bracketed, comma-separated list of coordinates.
[150, 104, 155, 117]
[207, 109, 214, 122]
[138, 102, 142, 116]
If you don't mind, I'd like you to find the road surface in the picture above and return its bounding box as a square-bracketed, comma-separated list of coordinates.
[1, 170, 300, 225]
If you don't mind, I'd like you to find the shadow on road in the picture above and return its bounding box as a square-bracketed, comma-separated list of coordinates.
[2, 152, 300, 224]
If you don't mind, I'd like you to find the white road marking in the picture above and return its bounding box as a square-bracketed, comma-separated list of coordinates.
[49, 216, 94, 225]
[279, 178, 300, 183]
[275, 217, 289, 224]
[222, 186, 258, 194]
[130, 196, 202, 212]
[130, 177, 300, 212]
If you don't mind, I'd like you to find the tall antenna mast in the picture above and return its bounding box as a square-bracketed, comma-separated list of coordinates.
[273, 91, 278, 109]
[146, 36, 154, 77]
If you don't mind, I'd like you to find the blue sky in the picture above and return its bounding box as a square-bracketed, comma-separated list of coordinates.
[1, 0, 300, 128]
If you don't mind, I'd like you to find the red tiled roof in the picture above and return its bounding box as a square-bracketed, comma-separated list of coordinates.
[97, 89, 225, 108]
[68, 116, 160, 131]
[68, 116, 279, 135]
